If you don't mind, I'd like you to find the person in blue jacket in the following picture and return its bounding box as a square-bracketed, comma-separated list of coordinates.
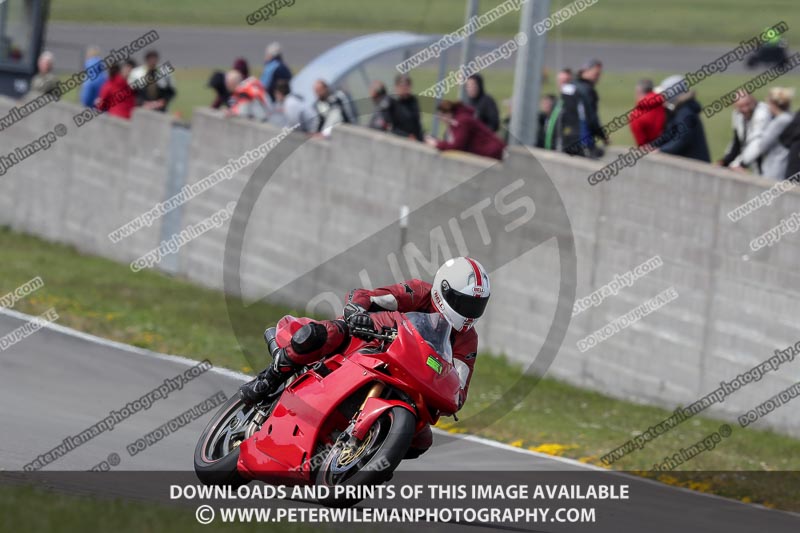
[260, 42, 292, 102]
[80, 47, 108, 108]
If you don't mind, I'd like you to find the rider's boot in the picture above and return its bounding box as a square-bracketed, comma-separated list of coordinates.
[239, 347, 299, 405]
[239, 320, 349, 405]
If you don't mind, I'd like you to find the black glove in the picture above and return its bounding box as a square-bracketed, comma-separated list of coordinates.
[343, 302, 365, 320]
[347, 313, 375, 339]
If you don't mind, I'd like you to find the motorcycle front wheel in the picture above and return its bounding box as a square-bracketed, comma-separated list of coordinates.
[315, 406, 415, 507]
[194, 395, 261, 486]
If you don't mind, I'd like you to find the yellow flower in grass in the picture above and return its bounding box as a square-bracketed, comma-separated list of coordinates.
[687, 481, 713, 493]
[433, 420, 465, 434]
[528, 443, 578, 456]
[740, 496, 752, 504]
[577, 455, 606, 467]
[657, 474, 679, 486]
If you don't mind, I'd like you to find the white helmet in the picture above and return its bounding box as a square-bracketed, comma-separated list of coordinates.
[430, 257, 491, 332]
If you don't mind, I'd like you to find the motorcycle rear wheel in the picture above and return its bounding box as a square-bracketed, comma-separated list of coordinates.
[315, 406, 415, 507]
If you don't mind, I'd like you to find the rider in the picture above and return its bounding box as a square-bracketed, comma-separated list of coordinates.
[239, 256, 491, 457]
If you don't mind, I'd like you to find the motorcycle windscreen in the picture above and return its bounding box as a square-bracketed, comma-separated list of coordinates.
[403, 312, 453, 363]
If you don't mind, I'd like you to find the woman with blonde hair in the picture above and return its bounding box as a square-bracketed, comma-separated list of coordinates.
[741, 87, 794, 179]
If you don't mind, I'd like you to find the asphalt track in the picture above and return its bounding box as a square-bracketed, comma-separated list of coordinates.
[46, 22, 761, 75]
[1, 309, 798, 532]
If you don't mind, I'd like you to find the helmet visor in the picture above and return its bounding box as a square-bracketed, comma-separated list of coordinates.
[442, 284, 489, 319]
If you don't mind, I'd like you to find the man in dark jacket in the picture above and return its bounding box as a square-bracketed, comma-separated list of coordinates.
[574, 59, 609, 156]
[652, 75, 710, 162]
[779, 110, 800, 180]
[558, 83, 589, 155]
[465, 74, 500, 132]
[544, 69, 575, 151]
[130, 50, 176, 112]
[388, 75, 424, 141]
[260, 42, 292, 102]
[425, 101, 505, 160]
[207, 71, 230, 109]
[368, 81, 392, 132]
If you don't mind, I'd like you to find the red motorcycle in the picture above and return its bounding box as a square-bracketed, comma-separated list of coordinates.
[194, 311, 461, 505]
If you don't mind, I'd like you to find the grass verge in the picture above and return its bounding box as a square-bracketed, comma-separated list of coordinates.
[1, 226, 799, 510]
[0, 484, 309, 532]
[49, 0, 800, 46]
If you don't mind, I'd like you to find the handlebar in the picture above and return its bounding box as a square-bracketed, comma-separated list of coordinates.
[350, 326, 397, 342]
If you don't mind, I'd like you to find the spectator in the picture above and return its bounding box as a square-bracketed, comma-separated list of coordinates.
[129, 50, 176, 112]
[30, 51, 58, 95]
[96, 60, 136, 120]
[260, 42, 292, 101]
[556, 68, 573, 88]
[779, 108, 800, 180]
[536, 94, 556, 148]
[425, 100, 505, 160]
[368, 80, 391, 132]
[555, 71, 589, 155]
[740, 87, 794, 179]
[207, 71, 230, 109]
[312, 79, 354, 136]
[717, 90, 771, 168]
[80, 47, 108, 108]
[629, 79, 666, 146]
[464, 74, 500, 132]
[652, 75, 710, 162]
[269, 78, 310, 131]
[388, 74, 423, 141]
[225, 69, 270, 121]
[233, 57, 249, 79]
[543, 68, 574, 151]
[501, 98, 512, 143]
[574, 58, 608, 157]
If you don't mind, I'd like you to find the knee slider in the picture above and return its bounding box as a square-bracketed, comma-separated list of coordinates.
[291, 322, 328, 354]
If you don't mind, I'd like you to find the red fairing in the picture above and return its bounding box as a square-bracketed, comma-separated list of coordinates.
[236, 311, 464, 484]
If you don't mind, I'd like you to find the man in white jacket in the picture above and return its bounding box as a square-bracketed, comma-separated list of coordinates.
[717, 91, 771, 170]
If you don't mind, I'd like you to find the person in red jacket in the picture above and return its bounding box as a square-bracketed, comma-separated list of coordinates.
[240, 257, 491, 458]
[95, 60, 137, 120]
[426, 101, 505, 160]
[628, 79, 666, 146]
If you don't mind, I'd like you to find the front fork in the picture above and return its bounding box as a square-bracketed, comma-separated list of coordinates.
[359, 382, 386, 411]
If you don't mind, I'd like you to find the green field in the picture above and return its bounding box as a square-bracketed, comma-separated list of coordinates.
[0, 485, 309, 532]
[50, 0, 800, 45]
[2, 226, 799, 510]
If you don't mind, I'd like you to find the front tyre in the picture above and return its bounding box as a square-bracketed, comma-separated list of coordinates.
[194, 395, 258, 486]
[315, 406, 415, 507]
